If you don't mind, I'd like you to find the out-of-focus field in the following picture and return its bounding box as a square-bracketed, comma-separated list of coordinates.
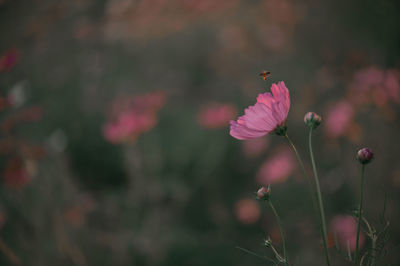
[0, 0, 399, 265]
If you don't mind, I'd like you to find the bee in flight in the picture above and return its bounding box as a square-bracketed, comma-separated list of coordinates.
[259, 71, 271, 80]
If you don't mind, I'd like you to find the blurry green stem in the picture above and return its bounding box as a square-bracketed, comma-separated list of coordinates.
[268, 200, 288, 266]
[370, 235, 377, 266]
[284, 134, 314, 195]
[308, 129, 331, 266]
[354, 165, 365, 266]
[284, 134, 319, 224]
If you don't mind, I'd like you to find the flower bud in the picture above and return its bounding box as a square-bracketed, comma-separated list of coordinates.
[263, 237, 272, 247]
[351, 209, 363, 218]
[256, 186, 271, 201]
[304, 112, 322, 129]
[357, 148, 374, 164]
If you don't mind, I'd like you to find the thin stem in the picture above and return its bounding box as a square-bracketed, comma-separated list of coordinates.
[268, 200, 289, 266]
[236, 246, 275, 263]
[308, 129, 331, 266]
[370, 236, 377, 266]
[270, 244, 285, 262]
[361, 216, 373, 236]
[354, 164, 365, 266]
[284, 134, 315, 196]
[285, 134, 320, 212]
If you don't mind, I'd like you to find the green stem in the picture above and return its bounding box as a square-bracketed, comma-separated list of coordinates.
[268, 200, 289, 266]
[370, 236, 376, 266]
[285, 134, 320, 211]
[309, 129, 331, 266]
[284, 134, 315, 196]
[354, 165, 365, 266]
[284, 135, 321, 233]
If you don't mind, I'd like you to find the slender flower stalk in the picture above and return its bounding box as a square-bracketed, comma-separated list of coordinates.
[257, 187, 288, 265]
[354, 164, 365, 266]
[309, 128, 331, 266]
[268, 200, 289, 266]
[370, 236, 376, 266]
[284, 133, 322, 226]
[354, 147, 373, 265]
[284, 133, 315, 197]
[284, 133, 331, 266]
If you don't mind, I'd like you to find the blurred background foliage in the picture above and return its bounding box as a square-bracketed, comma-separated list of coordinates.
[0, 0, 399, 265]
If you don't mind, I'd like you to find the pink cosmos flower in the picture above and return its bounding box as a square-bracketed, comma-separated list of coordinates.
[197, 103, 237, 129]
[256, 148, 295, 185]
[230, 81, 290, 140]
[234, 198, 260, 225]
[330, 215, 365, 252]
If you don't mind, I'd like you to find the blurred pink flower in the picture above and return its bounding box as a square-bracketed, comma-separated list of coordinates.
[0, 48, 19, 72]
[109, 91, 166, 116]
[349, 66, 400, 106]
[256, 148, 295, 185]
[230, 81, 290, 140]
[383, 70, 400, 104]
[324, 100, 354, 139]
[241, 137, 269, 158]
[352, 66, 384, 92]
[260, 24, 288, 51]
[263, 0, 296, 25]
[103, 91, 166, 144]
[234, 198, 260, 225]
[330, 215, 365, 252]
[197, 103, 237, 129]
[129, 91, 167, 112]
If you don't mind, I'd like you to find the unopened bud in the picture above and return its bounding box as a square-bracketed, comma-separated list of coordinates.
[256, 186, 271, 201]
[304, 112, 322, 129]
[351, 209, 363, 218]
[357, 148, 374, 164]
[264, 237, 272, 247]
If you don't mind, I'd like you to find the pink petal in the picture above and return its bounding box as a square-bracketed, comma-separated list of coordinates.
[278, 81, 290, 111]
[257, 92, 274, 108]
[240, 102, 277, 131]
[229, 120, 267, 140]
[271, 101, 287, 124]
